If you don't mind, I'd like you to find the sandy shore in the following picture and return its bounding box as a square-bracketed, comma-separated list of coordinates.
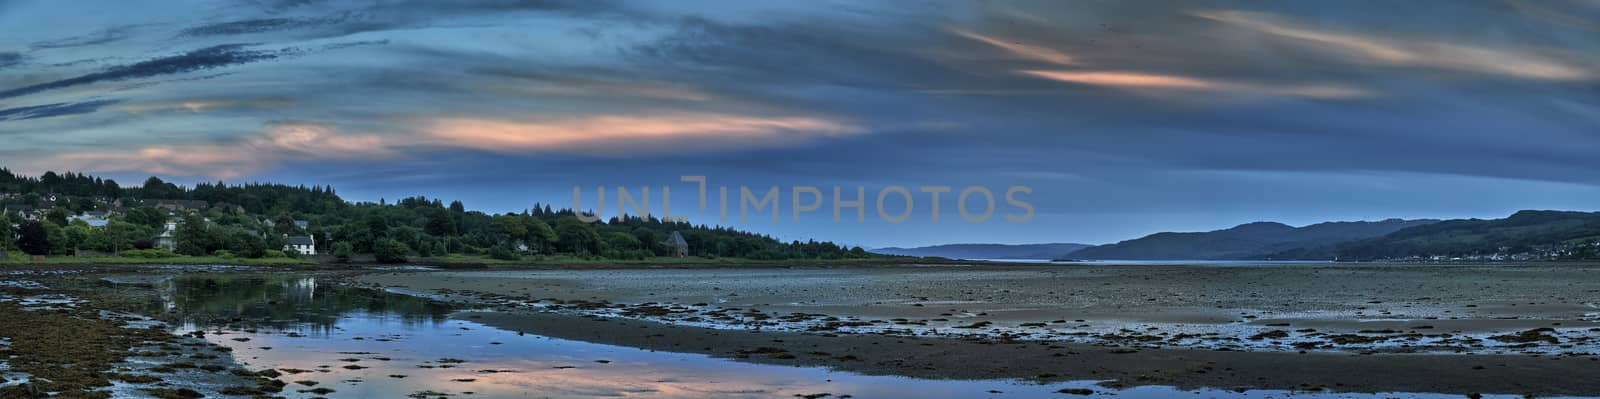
[349, 262, 1600, 395]
[355, 263, 1600, 350]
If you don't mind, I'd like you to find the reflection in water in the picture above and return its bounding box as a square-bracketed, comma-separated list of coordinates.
[144, 273, 1532, 399]
[147, 274, 450, 335]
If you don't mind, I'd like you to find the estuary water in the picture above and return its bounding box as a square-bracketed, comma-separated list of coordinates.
[124, 273, 1573, 399]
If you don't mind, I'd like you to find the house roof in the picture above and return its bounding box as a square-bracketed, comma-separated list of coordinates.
[667, 231, 687, 247]
[148, 199, 210, 210]
[286, 236, 315, 246]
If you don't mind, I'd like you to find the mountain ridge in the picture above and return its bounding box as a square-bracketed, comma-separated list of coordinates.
[1068, 218, 1439, 260]
[1269, 210, 1600, 260]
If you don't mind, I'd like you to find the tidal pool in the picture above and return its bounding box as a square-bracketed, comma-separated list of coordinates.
[132, 273, 1575, 399]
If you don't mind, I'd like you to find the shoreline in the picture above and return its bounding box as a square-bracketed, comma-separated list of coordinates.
[340, 262, 1600, 395]
[462, 308, 1600, 396]
[5, 262, 1600, 397]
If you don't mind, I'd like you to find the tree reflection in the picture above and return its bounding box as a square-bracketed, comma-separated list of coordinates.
[147, 273, 451, 334]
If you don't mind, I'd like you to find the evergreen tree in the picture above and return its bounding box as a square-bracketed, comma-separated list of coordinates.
[0, 217, 11, 252]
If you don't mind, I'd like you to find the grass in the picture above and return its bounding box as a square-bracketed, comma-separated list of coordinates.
[2, 249, 906, 267]
[1, 251, 314, 266]
[416, 253, 900, 266]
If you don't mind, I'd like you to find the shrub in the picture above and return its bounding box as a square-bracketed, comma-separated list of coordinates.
[212, 250, 235, 258]
[121, 248, 178, 259]
[373, 238, 410, 263]
[262, 250, 289, 259]
[488, 243, 520, 261]
[333, 242, 354, 263]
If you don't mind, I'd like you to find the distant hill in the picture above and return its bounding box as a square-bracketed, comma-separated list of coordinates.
[871, 243, 1091, 260]
[1272, 210, 1600, 260]
[1069, 219, 1438, 260]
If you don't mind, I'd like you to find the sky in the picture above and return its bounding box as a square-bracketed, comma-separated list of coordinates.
[2, 0, 1598, 248]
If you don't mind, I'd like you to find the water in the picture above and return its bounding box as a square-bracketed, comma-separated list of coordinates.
[977, 259, 1338, 266]
[130, 273, 1581, 399]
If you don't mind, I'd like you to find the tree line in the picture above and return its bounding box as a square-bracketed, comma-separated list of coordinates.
[3, 169, 871, 262]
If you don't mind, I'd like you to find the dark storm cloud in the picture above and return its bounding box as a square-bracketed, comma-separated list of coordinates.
[0, 99, 121, 122]
[0, 44, 283, 100]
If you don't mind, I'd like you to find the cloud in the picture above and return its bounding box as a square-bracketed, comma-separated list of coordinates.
[628, 16, 957, 89]
[116, 98, 294, 113]
[28, 25, 142, 50]
[180, 17, 347, 36]
[477, 69, 718, 102]
[31, 121, 398, 179]
[425, 112, 863, 154]
[0, 52, 23, 70]
[950, 27, 1369, 100]
[1019, 70, 1369, 99]
[1193, 10, 1594, 81]
[22, 110, 860, 178]
[0, 44, 285, 100]
[951, 28, 1077, 66]
[250, 121, 397, 159]
[0, 100, 123, 122]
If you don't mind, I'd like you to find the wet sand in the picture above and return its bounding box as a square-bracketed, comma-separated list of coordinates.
[351, 262, 1600, 396]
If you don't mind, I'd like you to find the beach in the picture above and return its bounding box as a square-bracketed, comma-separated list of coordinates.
[346, 262, 1600, 396]
[5, 262, 1600, 398]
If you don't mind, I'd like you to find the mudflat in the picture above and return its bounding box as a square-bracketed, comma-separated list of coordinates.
[351, 262, 1600, 396]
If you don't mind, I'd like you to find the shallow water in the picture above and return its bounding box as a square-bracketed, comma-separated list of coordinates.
[985, 259, 1338, 266]
[137, 273, 1586, 399]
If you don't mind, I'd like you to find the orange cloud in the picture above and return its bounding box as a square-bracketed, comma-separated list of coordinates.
[951, 28, 1077, 66]
[1194, 10, 1593, 81]
[28, 122, 399, 179]
[1020, 70, 1369, 99]
[1019, 71, 1217, 90]
[23, 111, 864, 178]
[951, 27, 1368, 100]
[426, 113, 862, 153]
[249, 122, 397, 159]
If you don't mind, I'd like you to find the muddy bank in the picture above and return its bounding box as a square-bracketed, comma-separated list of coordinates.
[347, 262, 1600, 396]
[352, 264, 1600, 354]
[464, 309, 1600, 396]
[0, 274, 281, 399]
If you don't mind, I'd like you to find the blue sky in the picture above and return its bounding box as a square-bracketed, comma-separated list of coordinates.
[2, 0, 1598, 247]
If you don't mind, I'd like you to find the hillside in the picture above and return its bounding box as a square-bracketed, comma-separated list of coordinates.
[1070, 219, 1437, 260]
[1272, 210, 1600, 260]
[0, 168, 871, 262]
[871, 243, 1091, 260]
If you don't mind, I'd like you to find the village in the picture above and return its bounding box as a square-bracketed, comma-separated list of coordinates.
[2, 191, 319, 258]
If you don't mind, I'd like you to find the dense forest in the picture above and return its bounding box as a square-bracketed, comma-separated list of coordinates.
[1, 168, 871, 262]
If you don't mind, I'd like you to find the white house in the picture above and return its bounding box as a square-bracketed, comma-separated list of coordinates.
[285, 234, 316, 255]
[156, 221, 177, 250]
